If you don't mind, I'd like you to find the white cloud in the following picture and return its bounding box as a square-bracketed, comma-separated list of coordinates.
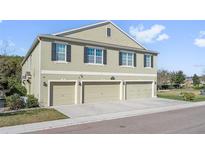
[199, 31, 205, 37]
[194, 38, 205, 47]
[194, 31, 205, 47]
[129, 24, 169, 43]
[156, 33, 169, 41]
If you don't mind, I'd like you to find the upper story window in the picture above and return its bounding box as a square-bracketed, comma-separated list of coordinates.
[56, 43, 66, 61]
[85, 47, 104, 64]
[107, 28, 111, 37]
[119, 51, 136, 67]
[52, 42, 71, 62]
[144, 54, 153, 68]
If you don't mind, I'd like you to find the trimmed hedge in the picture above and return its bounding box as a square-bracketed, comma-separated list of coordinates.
[26, 95, 39, 108]
[6, 93, 25, 110]
[181, 92, 195, 101]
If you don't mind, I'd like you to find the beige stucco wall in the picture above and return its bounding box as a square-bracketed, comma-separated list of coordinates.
[41, 40, 157, 74]
[22, 21, 158, 106]
[22, 39, 157, 106]
[22, 43, 40, 100]
[64, 23, 144, 49]
[38, 40, 157, 106]
[40, 74, 157, 106]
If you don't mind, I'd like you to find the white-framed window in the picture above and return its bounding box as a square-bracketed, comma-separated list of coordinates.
[87, 47, 103, 64]
[55, 43, 67, 62]
[121, 51, 134, 66]
[144, 54, 151, 67]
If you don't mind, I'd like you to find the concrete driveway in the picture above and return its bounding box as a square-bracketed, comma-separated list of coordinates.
[2, 98, 205, 134]
[53, 98, 187, 118]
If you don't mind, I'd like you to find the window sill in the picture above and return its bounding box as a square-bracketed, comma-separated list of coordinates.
[120, 65, 135, 68]
[144, 67, 153, 69]
[85, 63, 105, 66]
[53, 61, 69, 64]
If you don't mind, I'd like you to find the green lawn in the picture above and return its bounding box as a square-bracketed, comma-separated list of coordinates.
[157, 88, 205, 102]
[0, 108, 68, 128]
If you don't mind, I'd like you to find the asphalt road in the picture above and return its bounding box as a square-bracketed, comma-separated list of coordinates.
[31, 105, 205, 134]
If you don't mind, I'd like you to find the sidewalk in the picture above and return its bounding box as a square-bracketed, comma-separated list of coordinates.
[1, 100, 205, 134]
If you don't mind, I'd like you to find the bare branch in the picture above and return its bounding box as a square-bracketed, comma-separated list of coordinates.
[0, 40, 16, 56]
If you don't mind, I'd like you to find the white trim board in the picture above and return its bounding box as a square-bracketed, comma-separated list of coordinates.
[53, 21, 110, 36]
[41, 70, 157, 77]
[81, 80, 122, 82]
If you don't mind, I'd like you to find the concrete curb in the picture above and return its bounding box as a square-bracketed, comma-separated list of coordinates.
[1, 101, 205, 134]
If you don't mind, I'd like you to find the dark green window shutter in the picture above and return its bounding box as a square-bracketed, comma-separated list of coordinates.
[134, 53, 136, 67]
[84, 47, 88, 63]
[66, 45, 71, 62]
[103, 50, 107, 64]
[151, 55, 154, 68]
[51, 43, 56, 61]
[119, 52, 122, 65]
[144, 55, 146, 67]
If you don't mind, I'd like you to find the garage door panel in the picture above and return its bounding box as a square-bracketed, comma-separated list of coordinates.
[83, 82, 120, 103]
[126, 82, 152, 100]
[51, 82, 75, 106]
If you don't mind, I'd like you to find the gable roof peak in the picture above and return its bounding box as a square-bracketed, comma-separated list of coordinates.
[53, 20, 147, 50]
[53, 20, 111, 36]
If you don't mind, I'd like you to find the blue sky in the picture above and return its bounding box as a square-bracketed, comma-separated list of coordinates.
[0, 20, 205, 76]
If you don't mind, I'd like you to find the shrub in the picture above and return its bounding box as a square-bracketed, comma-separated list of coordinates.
[194, 84, 205, 90]
[161, 84, 169, 90]
[7, 77, 27, 96]
[6, 93, 25, 110]
[26, 95, 39, 108]
[181, 92, 195, 101]
[173, 84, 180, 89]
[193, 85, 201, 90]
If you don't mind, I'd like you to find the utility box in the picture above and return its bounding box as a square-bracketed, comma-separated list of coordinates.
[200, 89, 205, 95]
[0, 88, 5, 112]
[0, 96, 5, 112]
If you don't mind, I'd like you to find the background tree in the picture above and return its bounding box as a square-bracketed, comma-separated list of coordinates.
[192, 74, 200, 86]
[174, 71, 186, 85]
[0, 55, 24, 95]
[157, 69, 170, 86]
[169, 70, 186, 87]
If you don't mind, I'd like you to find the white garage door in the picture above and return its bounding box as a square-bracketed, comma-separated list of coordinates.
[50, 82, 75, 106]
[126, 82, 153, 100]
[83, 82, 120, 103]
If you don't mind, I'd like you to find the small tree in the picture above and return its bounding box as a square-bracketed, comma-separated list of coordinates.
[6, 93, 25, 110]
[0, 55, 24, 94]
[174, 71, 186, 85]
[192, 74, 200, 86]
[170, 71, 176, 85]
[26, 95, 39, 108]
[157, 69, 171, 86]
[7, 77, 27, 96]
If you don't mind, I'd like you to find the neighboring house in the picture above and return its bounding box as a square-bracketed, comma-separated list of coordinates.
[184, 77, 193, 88]
[21, 21, 158, 107]
[199, 76, 205, 85]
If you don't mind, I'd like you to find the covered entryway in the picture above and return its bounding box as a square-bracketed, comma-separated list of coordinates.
[50, 82, 76, 106]
[82, 81, 121, 103]
[125, 81, 153, 100]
